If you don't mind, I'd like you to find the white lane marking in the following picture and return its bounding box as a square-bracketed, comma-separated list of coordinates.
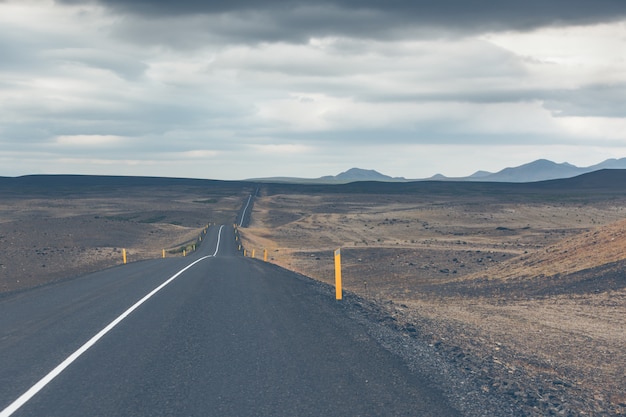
[0, 225, 225, 417]
[238, 195, 252, 227]
[212, 225, 223, 256]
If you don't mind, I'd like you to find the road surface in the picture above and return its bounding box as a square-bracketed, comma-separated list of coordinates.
[0, 225, 460, 416]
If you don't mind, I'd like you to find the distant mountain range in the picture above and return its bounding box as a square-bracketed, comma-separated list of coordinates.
[249, 158, 626, 184]
[319, 168, 406, 183]
[248, 168, 406, 184]
[432, 158, 626, 183]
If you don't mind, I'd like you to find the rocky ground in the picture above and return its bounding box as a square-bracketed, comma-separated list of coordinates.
[240, 188, 626, 416]
[0, 181, 247, 293]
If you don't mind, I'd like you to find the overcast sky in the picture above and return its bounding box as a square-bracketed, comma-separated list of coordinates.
[2, 0, 626, 180]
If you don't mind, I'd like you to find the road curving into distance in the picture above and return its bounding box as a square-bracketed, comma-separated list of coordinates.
[0, 221, 463, 416]
[237, 187, 258, 228]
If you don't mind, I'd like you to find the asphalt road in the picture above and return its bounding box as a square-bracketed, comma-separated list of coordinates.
[0, 225, 460, 416]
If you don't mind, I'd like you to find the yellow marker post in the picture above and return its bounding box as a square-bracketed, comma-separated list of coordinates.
[162, 249, 165, 259]
[334, 248, 342, 300]
[251, 249, 256, 258]
[183, 249, 186, 257]
[243, 249, 247, 257]
[263, 249, 268, 262]
[123, 249, 127, 264]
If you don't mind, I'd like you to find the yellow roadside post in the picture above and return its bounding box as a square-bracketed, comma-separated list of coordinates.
[251, 249, 256, 258]
[263, 249, 268, 262]
[334, 248, 342, 300]
[162, 249, 165, 259]
[183, 249, 186, 257]
[123, 249, 127, 264]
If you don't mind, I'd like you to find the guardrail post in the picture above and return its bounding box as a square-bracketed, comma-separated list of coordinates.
[334, 248, 342, 300]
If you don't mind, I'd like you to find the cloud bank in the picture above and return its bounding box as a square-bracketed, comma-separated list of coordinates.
[1, 0, 626, 179]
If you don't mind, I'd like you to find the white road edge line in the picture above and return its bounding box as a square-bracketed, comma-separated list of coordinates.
[238, 195, 252, 227]
[212, 224, 223, 257]
[0, 225, 225, 417]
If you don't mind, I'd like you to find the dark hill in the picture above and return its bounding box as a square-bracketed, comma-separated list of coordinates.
[0, 175, 253, 196]
[2, 170, 625, 200]
[262, 169, 626, 201]
[535, 168, 626, 190]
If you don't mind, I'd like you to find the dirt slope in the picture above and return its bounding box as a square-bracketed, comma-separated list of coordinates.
[462, 217, 626, 282]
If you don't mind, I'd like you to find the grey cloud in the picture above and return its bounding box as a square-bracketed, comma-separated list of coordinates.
[357, 83, 626, 118]
[108, 6, 401, 49]
[0, 35, 43, 71]
[275, 127, 559, 147]
[0, 123, 52, 144]
[544, 84, 626, 118]
[363, 89, 542, 105]
[0, 85, 248, 145]
[58, 0, 291, 15]
[44, 49, 149, 80]
[59, 0, 626, 45]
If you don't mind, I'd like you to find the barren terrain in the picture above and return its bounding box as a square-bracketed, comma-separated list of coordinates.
[3, 174, 626, 415]
[240, 180, 626, 416]
[0, 176, 250, 292]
